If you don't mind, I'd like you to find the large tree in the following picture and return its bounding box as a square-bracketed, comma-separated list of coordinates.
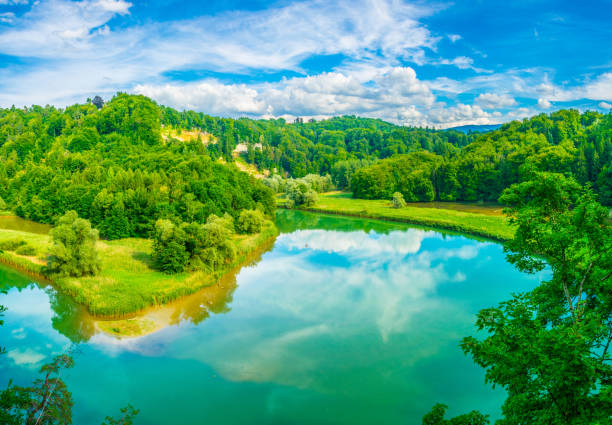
[460, 173, 612, 424]
[47, 211, 101, 277]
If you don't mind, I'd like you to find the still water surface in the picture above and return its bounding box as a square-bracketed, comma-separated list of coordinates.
[0, 211, 544, 424]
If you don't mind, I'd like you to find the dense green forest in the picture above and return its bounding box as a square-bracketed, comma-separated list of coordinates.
[0, 94, 275, 240]
[2, 94, 610, 243]
[159, 106, 612, 205]
[351, 111, 612, 204]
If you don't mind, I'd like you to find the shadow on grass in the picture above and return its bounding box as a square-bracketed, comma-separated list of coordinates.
[131, 251, 155, 269]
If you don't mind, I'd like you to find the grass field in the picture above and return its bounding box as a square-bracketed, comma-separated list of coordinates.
[0, 221, 278, 317]
[285, 192, 515, 241]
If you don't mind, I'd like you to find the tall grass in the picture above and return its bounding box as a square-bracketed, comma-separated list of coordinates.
[0, 222, 279, 318]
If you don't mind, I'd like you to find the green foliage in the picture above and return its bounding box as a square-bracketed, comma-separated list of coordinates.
[14, 354, 75, 425]
[0, 350, 138, 425]
[0, 94, 275, 241]
[237, 209, 265, 234]
[460, 173, 612, 424]
[47, 211, 101, 277]
[333, 110, 612, 205]
[352, 152, 440, 201]
[264, 173, 333, 195]
[101, 404, 139, 425]
[153, 213, 241, 274]
[392, 192, 406, 208]
[15, 244, 36, 256]
[152, 219, 189, 274]
[422, 403, 489, 425]
[0, 239, 26, 251]
[0, 196, 6, 211]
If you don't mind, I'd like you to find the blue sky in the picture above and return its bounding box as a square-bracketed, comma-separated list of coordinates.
[0, 0, 611, 127]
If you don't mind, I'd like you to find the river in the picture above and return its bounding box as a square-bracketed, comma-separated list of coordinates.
[0, 210, 546, 424]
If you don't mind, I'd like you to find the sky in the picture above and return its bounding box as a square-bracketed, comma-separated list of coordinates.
[0, 0, 611, 128]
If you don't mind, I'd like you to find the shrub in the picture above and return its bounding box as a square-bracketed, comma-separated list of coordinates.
[303, 190, 318, 207]
[237, 209, 265, 234]
[392, 192, 406, 208]
[0, 239, 26, 251]
[15, 245, 36, 256]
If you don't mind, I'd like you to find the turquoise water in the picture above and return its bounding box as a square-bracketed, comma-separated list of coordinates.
[0, 211, 545, 424]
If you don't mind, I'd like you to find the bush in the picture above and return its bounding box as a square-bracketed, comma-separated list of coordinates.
[152, 219, 189, 274]
[15, 245, 36, 256]
[303, 190, 318, 207]
[392, 192, 406, 208]
[0, 239, 26, 251]
[47, 211, 101, 277]
[237, 209, 265, 234]
[153, 213, 238, 273]
[0, 196, 6, 210]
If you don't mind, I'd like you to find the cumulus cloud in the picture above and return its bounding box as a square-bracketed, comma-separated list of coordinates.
[538, 98, 552, 109]
[600, 101, 612, 109]
[136, 66, 438, 123]
[475, 93, 517, 109]
[0, 0, 610, 127]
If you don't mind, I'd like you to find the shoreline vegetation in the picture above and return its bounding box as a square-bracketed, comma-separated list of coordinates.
[278, 192, 515, 241]
[0, 220, 278, 320]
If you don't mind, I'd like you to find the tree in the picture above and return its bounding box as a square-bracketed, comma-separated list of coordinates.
[392, 192, 406, 208]
[101, 405, 139, 425]
[19, 354, 74, 425]
[152, 219, 189, 274]
[237, 209, 265, 234]
[47, 211, 101, 277]
[303, 189, 318, 207]
[92, 96, 104, 110]
[461, 173, 612, 425]
[422, 403, 489, 425]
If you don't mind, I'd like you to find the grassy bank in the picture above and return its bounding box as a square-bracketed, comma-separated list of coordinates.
[0, 221, 278, 317]
[284, 192, 514, 241]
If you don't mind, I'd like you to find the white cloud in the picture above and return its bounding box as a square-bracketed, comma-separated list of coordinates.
[6, 348, 46, 367]
[0, 0, 29, 4]
[475, 93, 517, 109]
[0, 0, 610, 128]
[538, 98, 552, 109]
[425, 103, 496, 128]
[0, 12, 15, 23]
[136, 66, 437, 123]
[436, 56, 491, 73]
[600, 101, 612, 109]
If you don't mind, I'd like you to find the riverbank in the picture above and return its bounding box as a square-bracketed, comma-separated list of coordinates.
[0, 221, 278, 317]
[279, 192, 514, 241]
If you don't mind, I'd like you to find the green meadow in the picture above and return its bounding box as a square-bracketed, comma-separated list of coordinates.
[0, 221, 278, 317]
[285, 192, 515, 241]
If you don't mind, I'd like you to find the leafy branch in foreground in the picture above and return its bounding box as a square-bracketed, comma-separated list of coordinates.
[422, 403, 489, 425]
[0, 303, 138, 424]
[457, 173, 612, 424]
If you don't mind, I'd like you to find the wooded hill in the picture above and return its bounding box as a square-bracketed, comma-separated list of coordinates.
[0, 94, 274, 240]
[161, 104, 611, 204]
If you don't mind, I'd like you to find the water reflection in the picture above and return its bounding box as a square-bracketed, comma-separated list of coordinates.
[0, 210, 546, 425]
[0, 215, 51, 234]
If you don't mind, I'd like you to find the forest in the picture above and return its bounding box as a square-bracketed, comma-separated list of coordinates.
[2, 94, 611, 244]
[159, 105, 612, 206]
[0, 94, 275, 241]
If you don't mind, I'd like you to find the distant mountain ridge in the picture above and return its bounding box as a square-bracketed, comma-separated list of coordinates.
[447, 124, 502, 133]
